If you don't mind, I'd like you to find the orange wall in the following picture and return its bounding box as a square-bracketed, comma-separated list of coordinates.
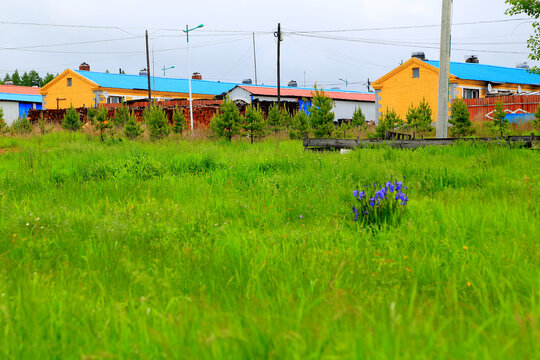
[376, 62, 440, 120]
[42, 74, 96, 109]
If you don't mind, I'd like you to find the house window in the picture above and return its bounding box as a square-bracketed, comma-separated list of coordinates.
[463, 89, 480, 99]
[67, 78, 72, 87]
[412, 68, 420, 78]
[107, 96, 124, 104]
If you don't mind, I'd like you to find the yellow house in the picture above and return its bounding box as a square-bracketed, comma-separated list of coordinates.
[40, 63, 238, 109]
[372, 56, 540, 121]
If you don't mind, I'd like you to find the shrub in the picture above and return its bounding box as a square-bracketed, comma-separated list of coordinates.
[281, 109, 293, 130]
[210, 95, 241, 141]
[289, 110, 310, 140]
[351, 180, 408, 228]
[37, 113, 51, 135]
[310, 85, 335, 138]
[491, 100, 509, 137]
[144, 105, 170, 141]
[11, 113, 32, 134]
[62, 105, 81, 131]
[242, 104, 265, 144]
[124, 113, 143, 139]
[0, 107, 7, 134]
[374, 109, 403, 139]
[113, 101, 130, 128]
[95, 107, 112, 141]
[266, 103, 282, 134]
[172, 107, 186, 135]
[449, 99, 473, 137]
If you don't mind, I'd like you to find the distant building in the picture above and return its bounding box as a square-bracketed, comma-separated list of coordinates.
[0, 85, 43, 125]
[39, 63, 238, 109]
[372, 56, 540, 121]
[227, 85, 376, 121]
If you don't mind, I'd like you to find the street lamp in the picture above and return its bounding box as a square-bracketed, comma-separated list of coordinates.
[183, 23, 204, 131]
[162, 65, 175, 77]
[338, 78, 349, 87]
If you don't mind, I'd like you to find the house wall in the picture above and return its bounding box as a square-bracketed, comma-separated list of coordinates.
[333, 100, 376, 121]
[0, 101, 19, 125]
[375, 61, 440, 121]
[42, 73, 96, 109]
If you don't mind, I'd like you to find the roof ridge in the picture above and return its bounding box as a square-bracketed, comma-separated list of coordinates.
[74, 69, 238, 85]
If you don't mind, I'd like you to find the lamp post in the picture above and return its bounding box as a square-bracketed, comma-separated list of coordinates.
[161, 65, 175, 77]
[183, 24, 204, 131]
[338, 78, 349, 87]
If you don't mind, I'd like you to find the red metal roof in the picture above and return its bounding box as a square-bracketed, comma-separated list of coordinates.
[238, 85, 375, 102]
[0, 85, 41, 95]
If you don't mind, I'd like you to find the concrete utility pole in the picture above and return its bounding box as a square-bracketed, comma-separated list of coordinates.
[252, 32, 258, 85]
[145, 30, 152, 105]
[436, 0, 453, 139]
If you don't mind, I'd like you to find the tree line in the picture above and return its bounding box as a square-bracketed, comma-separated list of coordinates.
[1, 70, 56, 87]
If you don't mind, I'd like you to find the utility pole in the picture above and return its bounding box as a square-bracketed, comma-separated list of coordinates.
[145, 30, 152, 106]
[436, 0, 452, 138]
[274, 23, 282, 109]
[252, 32, 258, 85]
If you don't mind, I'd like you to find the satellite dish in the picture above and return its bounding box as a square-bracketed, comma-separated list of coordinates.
[518, 85, 522, 93]
[103, 91, 109, 98]
[487, 83, 493, 93]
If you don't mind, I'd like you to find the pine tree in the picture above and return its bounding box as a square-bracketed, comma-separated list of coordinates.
[267, 103, 282, 134]
[87, 107, 97, 125]
[492, 100, 509, 137]
[144, 105, 170, 140]
[21, 72, 31, 87]
[209, 95, 241, 141]
[95, 107, 111, 141]
[113, 101, 130, 128]
[2, 74, 11, 84]
[310, 85, 335, 138]
[351, 106, 366, 128]
[62, 105, 81, 131]
[374, 109, 403, 139]
[449, 99, 474, 137]
[11, 70, 21, 85]
[124, 113, 143, 139]
[289, 110, 310, 139]
[242, 104, 265, 144]
[172, 107, 186, 135]
[42, 73, 55, 86]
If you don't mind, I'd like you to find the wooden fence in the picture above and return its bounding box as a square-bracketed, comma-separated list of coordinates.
[463, 95, 540, 122]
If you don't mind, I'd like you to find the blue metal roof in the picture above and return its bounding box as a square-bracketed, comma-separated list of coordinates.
[0, 93, 43, 103]
[74, 70, 238, 95]
[425, 61, 540, 86]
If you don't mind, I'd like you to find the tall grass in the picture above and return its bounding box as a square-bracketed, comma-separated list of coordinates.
[0, 133, 538, 359]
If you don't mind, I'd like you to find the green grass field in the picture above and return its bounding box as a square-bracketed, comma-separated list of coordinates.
[0, 133, 538, 359]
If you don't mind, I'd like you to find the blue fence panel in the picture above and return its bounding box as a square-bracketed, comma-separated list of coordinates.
[505, 113, 535, 124]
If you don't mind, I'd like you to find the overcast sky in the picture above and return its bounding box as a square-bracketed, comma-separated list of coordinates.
[0, 0, 536, 92]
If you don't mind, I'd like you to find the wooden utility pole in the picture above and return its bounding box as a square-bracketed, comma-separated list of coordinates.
[145, 30, 152, 105]
[252, 32, 258, 85]
[274, 23, 282, 109]
[436, 0, 452, 138]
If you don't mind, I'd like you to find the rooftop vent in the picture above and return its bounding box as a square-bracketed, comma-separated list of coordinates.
[242, 79, 253, 84]
[139, 68, 148, 76]
[79, 62, 90, 71]
[516, 62, 529, 69]
[288, 80, 298, 87]
[411, 52, 426, 61]
[192, 72, 202, 80]
[465, 56, 479, 64]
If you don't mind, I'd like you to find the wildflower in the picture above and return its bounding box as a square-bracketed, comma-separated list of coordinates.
[299, 215, 303, 219]
[26, 223, 29, 226]
[467, 282, 471, 287]
[13, 234, 16, 237]
[35, 217, 40, 221]
[130, 206, 134, 209]
[463, 246, 468, 250]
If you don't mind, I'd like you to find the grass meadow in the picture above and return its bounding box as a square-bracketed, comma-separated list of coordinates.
[0, 132, 538, 359]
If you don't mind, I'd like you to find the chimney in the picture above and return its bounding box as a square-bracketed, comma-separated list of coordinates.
[516, 62, 529, 69]
[192, 72, 202, 80]
[466, 56, 479, 64]
[288, 80, 298, 87]
[79, 62, 90, 71]
[411, 52, 426, 61]
[242, 79, 253, 84]
[139, 68, 148, 76]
